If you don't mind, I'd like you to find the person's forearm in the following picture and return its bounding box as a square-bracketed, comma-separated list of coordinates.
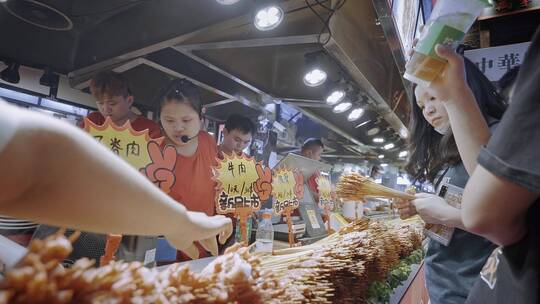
[0, 122, 189, 237]
[462, 166, 535, 246]
[441, 206, 466, 230]
[444, 86, 491, 175]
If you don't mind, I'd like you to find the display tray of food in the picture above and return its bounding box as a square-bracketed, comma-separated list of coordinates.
[0, 217, 423, 304]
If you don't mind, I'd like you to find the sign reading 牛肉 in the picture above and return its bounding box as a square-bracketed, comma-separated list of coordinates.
[214, 154, 272, 214]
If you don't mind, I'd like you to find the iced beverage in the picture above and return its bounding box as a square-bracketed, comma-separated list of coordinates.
[404, 0, 490, 87]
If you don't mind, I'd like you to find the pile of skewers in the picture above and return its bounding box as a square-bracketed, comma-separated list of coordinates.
[0, 231, 284, 304]
[0, 218, 422, 304]
[260, 219, 423, 303]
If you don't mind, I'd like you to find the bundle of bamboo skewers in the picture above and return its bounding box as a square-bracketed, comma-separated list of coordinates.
[336, 173, 415, 201]
[258, 219, 423, 303]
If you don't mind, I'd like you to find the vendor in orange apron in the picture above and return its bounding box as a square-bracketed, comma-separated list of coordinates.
[217, 114, 257, 250]
[152, 79, 220, 261]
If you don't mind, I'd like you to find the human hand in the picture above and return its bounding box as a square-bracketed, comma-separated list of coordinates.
[412, 193, 454, 225]
[425, 44, 469, 102]
[166, 212, 233, 258]
[254, 163, 272, 201]
[394, 198, 417, 219]
[141, 142, 176, 194]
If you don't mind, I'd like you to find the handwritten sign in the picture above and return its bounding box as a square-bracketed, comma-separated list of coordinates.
[317, 175, 334, 210]
[272, 168, 304, 215]
[272, 168, 304, 246]
[214, 154, 271, 214]
[84, 117, 164, 171]
[214, 154, 272, 243]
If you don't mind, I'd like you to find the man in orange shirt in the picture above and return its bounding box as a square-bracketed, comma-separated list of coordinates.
[81, 71, 161, 139]
[219, 114, 256, 158]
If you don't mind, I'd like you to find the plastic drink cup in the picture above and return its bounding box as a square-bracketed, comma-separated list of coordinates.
[404, 0, 491, 87]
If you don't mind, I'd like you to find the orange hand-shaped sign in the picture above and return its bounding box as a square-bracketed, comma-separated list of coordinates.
[272, 168, 304, 215]
[140, 142, 177, 194]
[213, 154, 271, 214]
[294, 171, 304, 200]
[255, 163, 272, 201]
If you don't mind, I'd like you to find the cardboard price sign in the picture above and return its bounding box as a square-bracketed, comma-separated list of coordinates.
[272, 168, 304, 215]
[214, 154, 272, 243]
[317, 175, 334, 209]
[272, 168, 304, 246]
[214, 154, 271, 213]
[84, 117, 164, 171]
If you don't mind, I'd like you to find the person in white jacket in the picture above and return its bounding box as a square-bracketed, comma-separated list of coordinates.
[0, 100, 232, 258]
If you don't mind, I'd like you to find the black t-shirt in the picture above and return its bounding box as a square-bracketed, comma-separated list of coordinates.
[465, 27, 540, 304]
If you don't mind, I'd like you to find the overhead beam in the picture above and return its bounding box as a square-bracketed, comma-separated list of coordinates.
[179, 34, 328, 51]
[67, 0, 314, 88]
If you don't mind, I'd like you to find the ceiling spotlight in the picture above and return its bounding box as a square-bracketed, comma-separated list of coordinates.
[254, 5, 284, 31]
[384, 143, 395, 150]
[381, 163, 388, 167]
[216, 0, 240, 4]
[303, 68, 327, 87]
[399, 151, 408, 158]
[1, 62, 20, 84]
[347, 108, 364, 121]
[373, 137, 384, 143]
[378, 154, 385, 159]
[333, 102, 352, 113]
[326, 89, 345, 105]
[367, 127, 380, 136]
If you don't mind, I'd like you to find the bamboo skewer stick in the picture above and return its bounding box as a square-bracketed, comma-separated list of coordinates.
[336, 173, 415, 200]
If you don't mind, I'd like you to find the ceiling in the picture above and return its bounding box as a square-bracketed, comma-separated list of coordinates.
[0, 0, 412, 165]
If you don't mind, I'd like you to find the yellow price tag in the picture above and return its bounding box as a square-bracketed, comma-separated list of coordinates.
[272, 168, 303, 215]
[84, 117, 163, 170]
[214, 154, 272, 214]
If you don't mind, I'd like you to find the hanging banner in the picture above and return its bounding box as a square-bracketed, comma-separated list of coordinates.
[272, 168, 304, 215]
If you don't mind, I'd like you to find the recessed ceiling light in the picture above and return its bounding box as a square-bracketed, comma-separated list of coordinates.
[333, 102, 352, 113]
[326, 90, 345, 105]
[384, 143, 395, 150]
[381, 163, 388, 167]
[373, 137, 384, 143]
[347, 108, 365, 121]
[378, 154, 384, 159]
[399, 151, 408, 158]
[303, 68, 327, 87]
[367, 127, 380, 136]
[254, 5, 284, 31]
